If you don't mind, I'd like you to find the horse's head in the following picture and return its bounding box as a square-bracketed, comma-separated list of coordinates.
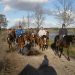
[44, 38, 47, 45]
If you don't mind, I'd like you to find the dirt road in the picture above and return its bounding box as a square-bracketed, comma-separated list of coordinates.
[0, 31, 75, 75]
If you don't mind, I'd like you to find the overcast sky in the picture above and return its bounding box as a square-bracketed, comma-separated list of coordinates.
[0, 0, 75, 28]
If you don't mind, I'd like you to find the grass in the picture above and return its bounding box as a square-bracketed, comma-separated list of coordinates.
[69, 46, 75, 58]
[48, 39, 53, 46]
[61, 45, 75, 59]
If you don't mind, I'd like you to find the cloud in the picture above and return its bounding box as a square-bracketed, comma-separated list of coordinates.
[18, 0, 48, 3]
[1, 0, 49, 12]
[4, 5, 12, 12]
[1, 0, 56, 15]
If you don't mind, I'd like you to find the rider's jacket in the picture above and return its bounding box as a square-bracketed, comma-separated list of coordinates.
[15, 29, 24, 37]
[38, 29, 47, 37]
[59, 28, 68, 40]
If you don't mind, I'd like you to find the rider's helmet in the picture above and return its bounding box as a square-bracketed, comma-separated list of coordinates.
[18, 25, 22, 29]
[62, 23, 65, 28]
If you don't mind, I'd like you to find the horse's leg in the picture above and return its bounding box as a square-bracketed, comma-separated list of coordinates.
[42, 46, 44, 51]
[19, 48, 21, 53]
[20, 48, 23, 54]
[33, 40, 35, 47]
[67, 47, 70, 61]
[59, 46, 63, 58]
[9, 44, 11, 50]
[9, 43, 12, 51]
[10, 43, 12, 49]
[55, 46, 59, 56]
[39, 44, 41, 49]
[43, 45, 45, 51]
[44, 45, 47, 50]
[44, 45, 46, 50]
[34, 40, 36, 47]
[20, 43, 24, 54]
[46, 45, 48, 49]
[18, 44, 22, 53]
[19, 48, 22, 54]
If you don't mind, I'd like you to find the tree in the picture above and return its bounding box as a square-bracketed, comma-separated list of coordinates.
[54, 0, 75, 27]
[0, 14, 7, 29]
[34, 5, 45, 30]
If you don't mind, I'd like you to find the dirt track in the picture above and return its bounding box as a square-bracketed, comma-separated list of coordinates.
[0, 30, 75, 75]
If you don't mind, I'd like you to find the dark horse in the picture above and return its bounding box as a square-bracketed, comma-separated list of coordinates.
[7, 29, 16, 49]
[51, 35, 74, 61]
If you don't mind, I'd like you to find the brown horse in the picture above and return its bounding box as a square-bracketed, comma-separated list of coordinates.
[30, 33, 36, 47]
[23, 32, 32, 50]
[35, 35, 39, 45]
[17, 34, 25, 53]
[39, 37, 43, 50]
[39, 35, 49, 51]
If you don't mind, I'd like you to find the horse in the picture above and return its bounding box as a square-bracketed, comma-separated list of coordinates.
[11, 29, 16, 42]
[16, 34, 25, 54]
[35, 34, 39, 45]
[52, 34, 74, 61]
[7, 29, 16, 50]
[39, 35, 49, 51]
[39, 37, 44, 50]
[23, 32, 32, 50]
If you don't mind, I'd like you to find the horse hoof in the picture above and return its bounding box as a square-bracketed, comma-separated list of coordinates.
[67, 57, 70, 61]
[42, 49, 44, 51]
[19, 50, 22, 54]
[22, 53, 24, 55]
[59, 55, 61, 58]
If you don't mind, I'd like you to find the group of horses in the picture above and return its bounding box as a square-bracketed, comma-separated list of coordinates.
[7, 29, 75, 61]
[7, 29, 49, 54]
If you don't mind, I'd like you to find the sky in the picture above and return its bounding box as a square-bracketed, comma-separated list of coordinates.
[0, 0, 75, 28]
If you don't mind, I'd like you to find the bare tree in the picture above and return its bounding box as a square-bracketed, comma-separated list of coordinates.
[0, 14, 7, 29]
[34, 5, 45, 30]
[54, 0, 75, 27]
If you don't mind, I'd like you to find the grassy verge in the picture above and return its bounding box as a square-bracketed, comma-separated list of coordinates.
[48, 39, 53, 46]
[61, 45, 75, 59]
[69, 46, 75, 58]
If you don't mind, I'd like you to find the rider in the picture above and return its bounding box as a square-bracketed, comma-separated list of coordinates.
[38, 27, 47, 38]
[59, 23, 68, 41]
[15, 25, 24, 42]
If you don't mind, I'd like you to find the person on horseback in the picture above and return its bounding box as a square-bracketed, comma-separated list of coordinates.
[16, 26, 24, 37]
[38, 27, 47, 38]
[57, 23, 68, 57]
[59, 23, 68, 41]
[15, 25, 24, 43]
[38, 27, 48, 50]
